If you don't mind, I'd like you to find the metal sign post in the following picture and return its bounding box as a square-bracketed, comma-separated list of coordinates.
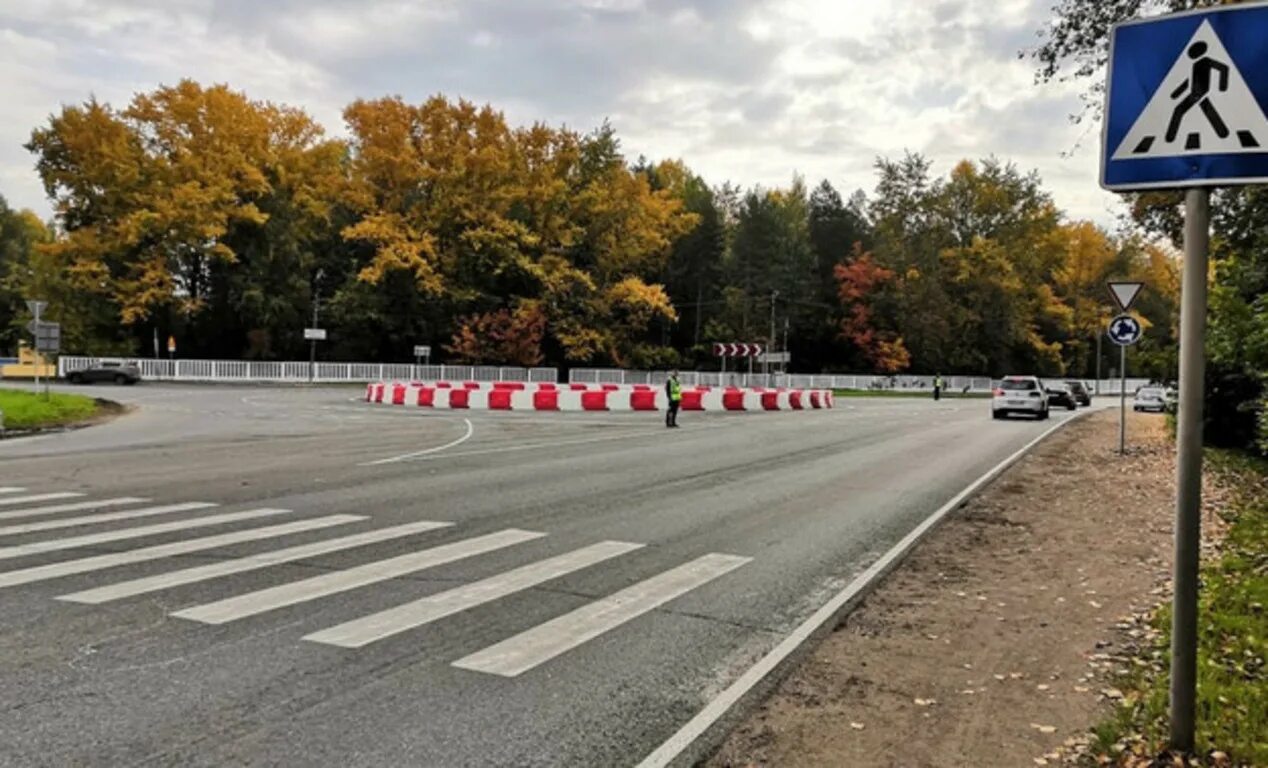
[1108, 314, 1143, 454]
[1101, 3, 1268, 751]
[1170, 187, 1210, 748]
[26, 300, 46, 394]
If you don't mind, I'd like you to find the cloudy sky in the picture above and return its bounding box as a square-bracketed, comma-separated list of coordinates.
[0, 0, 1123, 224]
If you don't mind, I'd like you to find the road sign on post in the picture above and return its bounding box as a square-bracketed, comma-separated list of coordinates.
[1102, 3, 1268, 751]
[303, 328, 327, 341]
[1107, 281, 1145, 312]
[33, 322, 60, 353]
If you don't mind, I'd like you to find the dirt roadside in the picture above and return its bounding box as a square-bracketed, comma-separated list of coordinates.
[711, 409, 1182, 767]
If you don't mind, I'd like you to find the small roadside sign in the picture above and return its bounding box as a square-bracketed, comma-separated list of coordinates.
[304, 328, 327, 341]
[26, 300, 47, 316]
[1108, 314, 1143, 346]
[1102, 4, 1268, 190]
[33, 322, 60, 353]
[757, 351, 790, 365]
[414, 345, 431, 358]
[1107, 281, 1145, 312]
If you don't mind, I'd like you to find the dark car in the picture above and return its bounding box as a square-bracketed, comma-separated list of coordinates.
[1064, 380, 1092, 407]
[66, 360, 142, 385]
[1044, 380, 1078, 411]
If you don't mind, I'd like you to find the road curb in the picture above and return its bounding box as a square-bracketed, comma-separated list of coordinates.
[635, 407, 1099, 768]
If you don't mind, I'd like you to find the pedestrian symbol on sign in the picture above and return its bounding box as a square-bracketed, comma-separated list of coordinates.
[1112, 21, 1268, 160]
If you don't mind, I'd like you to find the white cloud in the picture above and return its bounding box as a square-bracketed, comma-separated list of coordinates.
[0, 0, 1123, 225]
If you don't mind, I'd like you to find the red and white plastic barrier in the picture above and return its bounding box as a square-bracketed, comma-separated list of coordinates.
[366, 381, 833, 412]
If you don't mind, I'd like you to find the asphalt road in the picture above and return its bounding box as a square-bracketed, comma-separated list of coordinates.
[0, 383, 1084, 767]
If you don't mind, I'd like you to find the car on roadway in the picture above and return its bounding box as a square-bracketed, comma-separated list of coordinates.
[1064, 380, 1092, 407]
[1133, 385, 1167, 413]
[1043, 380, 1078, 411]
[65, 360, 142, 385]
[1164, 383, 1179, 412]
[992, 375, 1049, 420]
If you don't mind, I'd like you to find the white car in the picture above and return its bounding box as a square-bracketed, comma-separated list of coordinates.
[1134, 386, 1167, 413]
[992, 375, 1049, 420]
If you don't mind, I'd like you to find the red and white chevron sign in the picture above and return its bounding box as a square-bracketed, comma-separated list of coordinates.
[712, 342, 764, 357]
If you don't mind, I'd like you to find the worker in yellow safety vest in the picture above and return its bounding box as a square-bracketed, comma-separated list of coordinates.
[665, 371, 682, 428]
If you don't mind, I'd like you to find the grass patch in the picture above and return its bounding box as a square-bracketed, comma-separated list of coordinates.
[1086, 449, 1268, 765]
[0, 389, 100, 430]
[831, 388, 991, 399]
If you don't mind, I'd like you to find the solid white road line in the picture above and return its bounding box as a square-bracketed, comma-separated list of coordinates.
[0, 487, 26, 494]
[172, 528, 546, 625]
[61, 520, 452, 604]
[0, 497, 149, 522]
[0, 492, 83, 507]
[453, 552, 752, 678]
[634, 409, 1094, 768]
[361, 418, 476, 466]
[305, 540, 644, 649]
[0, 502, 216, 537]
[0, 515, 362, 589]
[0, 508, 294, 561]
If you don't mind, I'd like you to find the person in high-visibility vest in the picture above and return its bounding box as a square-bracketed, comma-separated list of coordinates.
[933, 373, 943, 401]
[665, 371, 683, 428]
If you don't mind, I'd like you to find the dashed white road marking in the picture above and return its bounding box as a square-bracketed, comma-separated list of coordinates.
[0, 502, 216, 537]
[0, 515, 361, 589]
[0, 497, 148, 522]
[173, 528, 545, 625]
[0, 508, 294, 561]
[0, 492, 83, 508]
[360, 418, 475, 466]
[305, 540, 644, 649]
[61, 520, 451, 604]
[453, 552, 752, 677]
[0, 487, 26, 494]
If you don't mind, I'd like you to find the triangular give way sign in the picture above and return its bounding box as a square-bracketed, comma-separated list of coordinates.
[1108, 281, 1144, 312]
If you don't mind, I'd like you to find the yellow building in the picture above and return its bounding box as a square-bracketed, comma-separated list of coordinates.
[1, 345, 57, 380]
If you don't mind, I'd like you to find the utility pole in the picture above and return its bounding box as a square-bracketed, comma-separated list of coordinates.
[1095, 326, 1102, 396]
[766, 290, 778, 377]
[309, 274, 322, 383]
[782, 317, 790, 375]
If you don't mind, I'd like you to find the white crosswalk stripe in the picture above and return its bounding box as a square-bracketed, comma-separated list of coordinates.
[305, 540, 644, 649]
[452, 553, 752, 677]
[61, 520, 451, 604]
[0, 508, 294, 561]
[0, 515, 362, 589]
[0, 492, 83, 508]
[0, 497, 150, 522]
[0, 502, 216, 537]
[172, 529, 546, 625]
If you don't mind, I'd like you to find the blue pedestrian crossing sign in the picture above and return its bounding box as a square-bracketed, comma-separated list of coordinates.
[1108, 314, 1143, 346]
[1102, 3, 1268, 191]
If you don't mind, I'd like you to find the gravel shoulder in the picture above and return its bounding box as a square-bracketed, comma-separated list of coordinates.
[711, 409, 1177, 767]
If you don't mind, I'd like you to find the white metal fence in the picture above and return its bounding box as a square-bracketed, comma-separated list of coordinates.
[568, 368, 1155, 394]
[58, 356, 557, 384]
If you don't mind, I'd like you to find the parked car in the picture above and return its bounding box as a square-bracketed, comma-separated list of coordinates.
[1043, 380, 1078, 411]
[1133, 385, 1167, 413]
[65, 360, 142, 385]
[992, 375, 1049, 420]
[1064, 380, 1092, 407]
[1164, 383, 1179, 412]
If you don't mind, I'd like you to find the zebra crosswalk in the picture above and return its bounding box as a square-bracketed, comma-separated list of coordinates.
[0, 488, 751, 678]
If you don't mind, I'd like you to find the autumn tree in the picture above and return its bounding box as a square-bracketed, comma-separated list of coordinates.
[25, 80, 346, 357]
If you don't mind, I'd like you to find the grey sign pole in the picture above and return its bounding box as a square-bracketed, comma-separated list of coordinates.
[1119, 344, 1127, 455]
[30, 302, 42, 394]
[1170, 187, 1209, 752]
